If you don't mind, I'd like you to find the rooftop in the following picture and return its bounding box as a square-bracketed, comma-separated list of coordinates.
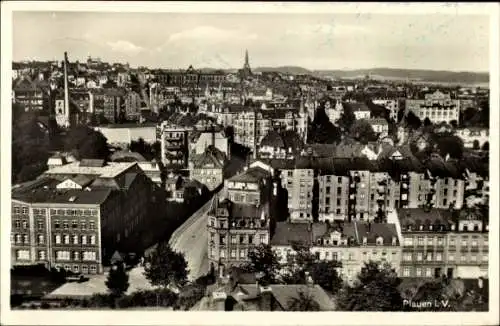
[44, 161, 138, 179]
[228, 166, 271, 183]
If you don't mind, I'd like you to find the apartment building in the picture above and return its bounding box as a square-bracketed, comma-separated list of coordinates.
[447, 209, 489, 279]
[371, 98, 399, 121]
[318, 173, 350, 221]
[207, 198, 271, 277]
[91, 88, 125, 123]
[11, 160, 162, 274]
[234, 107, 308, 157]
[159, 121, 191, 170]
[406, 90, 460, 124]
[224, 166, 273, 206]
[189, 146, 227, 191]
[12, 77, 49, 112]
[272, 221, 401, 283]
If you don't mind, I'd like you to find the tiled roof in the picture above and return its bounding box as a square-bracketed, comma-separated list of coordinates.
[228, 166, 271, 183]
[355, 222, 399, 246]
[271, 222, 313, 246]
[397, 208, 454, 230]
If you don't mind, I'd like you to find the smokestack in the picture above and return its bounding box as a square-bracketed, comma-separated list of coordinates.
[63, 52, 70, 127]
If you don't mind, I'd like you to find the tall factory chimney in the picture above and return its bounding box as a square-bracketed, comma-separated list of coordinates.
[63, 51, 70, 127]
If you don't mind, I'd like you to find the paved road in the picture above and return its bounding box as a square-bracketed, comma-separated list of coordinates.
[169, 188, 226, 281]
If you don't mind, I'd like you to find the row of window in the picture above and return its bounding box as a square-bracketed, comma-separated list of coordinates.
[212, 234, 267, 245]
[54, 220, 96, 230]
[404, 236, 488, 247]
[55, 250, 97, 261]
[403, 252, 488, 263]
[12, 207, 99, 216]
[54, 234, 97, 245]
[210, 247, 247, 259]
[55, 264, 98, 274]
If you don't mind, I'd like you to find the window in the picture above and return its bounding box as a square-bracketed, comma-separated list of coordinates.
[37, 234, 44, 244]
[482, 255, 488, 262]
[231, 236, 237, 244]
[416, 268, 422, 277]
[443, 199, 448, 206]
[403, 267, 410, 277]
[89, 265, 97, 274]
[63, 221, 69, 229]
[90, 235, 96, 245]
[220, 250, 225, 258]
[461, 237, 468, 247]
[461, 255, 466, 262]
[16, 250, 30, 260]
[417, 252, 423, 261]
[449, 237, 455, 246]
[63, 235, 70, 244]
[404, 253, 412, 261]
[81, 235, 87, 245]
[55, 234, 61, 244]
[230, 249, 236, 258]
[260, 234, 267, 244]
[72, 222, 78, 229]
[437, 237, 444, 246]
[425, 268, 432, 277]
[54, 220, 60, 229]
[436, 253, 442, 261]
[404, 237, 413, 246]
[73, 251, 80, 260]
[240, 249, 246, 259]
[337, 187, 342, 195]
[38, 250, 46, 260]
[484, 238, 489, 246]
[239, 235, 245, 244]
[22, 220, 28, 229]
[248, 235, 254, 244]
[418, 237, 424, 246]
[427, 237, 434, 246]
[56, 251, 70, 260]
[22, 207, 28, 214]
[23, 234, 29, 244]
[37, 220, 44, 230]
[448, 254, 455, 261]
[471, 255, 477, 262]
[83, 251, 96, 261]
[89, 222, 96, 230]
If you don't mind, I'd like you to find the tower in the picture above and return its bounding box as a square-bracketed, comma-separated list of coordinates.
[244, 49, 250, 70]
[55, 51, 71, 128]
[240, 49, 252, 80]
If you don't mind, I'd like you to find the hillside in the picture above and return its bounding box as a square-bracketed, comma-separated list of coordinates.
[254, 66, 312, 75]
[313, 68, 489, 84]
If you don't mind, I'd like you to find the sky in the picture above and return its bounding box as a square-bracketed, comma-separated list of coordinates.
[12, 12, 490, 72]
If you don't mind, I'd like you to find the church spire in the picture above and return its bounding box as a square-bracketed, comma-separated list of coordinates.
[245, 49, 249, 66]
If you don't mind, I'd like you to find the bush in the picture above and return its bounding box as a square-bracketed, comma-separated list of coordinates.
[115, 289, 178, 308]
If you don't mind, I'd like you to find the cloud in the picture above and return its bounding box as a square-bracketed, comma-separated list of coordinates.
[107, 40, 144, 55]
[168, 26, 257, 43]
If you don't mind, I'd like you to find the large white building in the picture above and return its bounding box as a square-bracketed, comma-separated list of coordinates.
[406, 90, 460, 124]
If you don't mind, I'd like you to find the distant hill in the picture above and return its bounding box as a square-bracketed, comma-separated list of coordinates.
[312, 68, 489, 84]
[254, 66, 312, 75]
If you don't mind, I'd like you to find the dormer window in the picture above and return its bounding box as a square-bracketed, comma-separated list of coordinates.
[462, 225, 468, 232]
[376, 237, 384, 245]
[363, 237, 367, 245]
[451, 224, 456, 231]
[429, 225, 433, 231]
[392, 237, 397, 246]
[419, 225, 424, 231]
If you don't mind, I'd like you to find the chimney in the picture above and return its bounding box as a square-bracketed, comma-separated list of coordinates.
[63, 52, 70, 127]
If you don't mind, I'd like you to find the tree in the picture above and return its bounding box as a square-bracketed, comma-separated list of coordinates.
[482, 141, 489, 151]
[433, 135, 464, 159]
[405, 111, 422, 130]
[310, 260, 343, 294]
[479, 99, 489, 127]
[244, 244, 281, 285]
[423, 117, 432, 127]
[308, 107, 341, 144]
[349, 120, 378, 144]
[64, 125, 111, 160]
[472, 140, 480, 150]
[338, 102, 356, 131]
[287, 290, 321, 311]
[105, 264, 130, 297]
[449, 120, 458, 129]
[144, 241, 189, 288]
[336, 261, 403, 311]
[460, 107, 479, 127]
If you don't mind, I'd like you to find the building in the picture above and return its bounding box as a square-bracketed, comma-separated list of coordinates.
[325, 100, 344, 125]
[10, 160, 162, 274]
[239, 49, 253, 80]
[406, 90, 460, 124]
[224, 166, 273, 206]
[395, 207, 488, 280]
[91, 88, 125, 124]
[94, 123, 157, 148]
[257, 129, 304, 160]
[207, 198, 271, 276]
[366, 118, 389, 137]
[318, 173, 350, 221]
[234, 107, 308, 157]
[189, 129, 230, 158]
[12, 77, 50, 112]
[189, 146, 227, 191]
[159, 121, 191, 170]
[371, 98, 399, 121]
[455, 128, 489, 149]
[346, 102, 371, 120]
[271, 221, 401, 283]
[124, 90, 143, 121]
